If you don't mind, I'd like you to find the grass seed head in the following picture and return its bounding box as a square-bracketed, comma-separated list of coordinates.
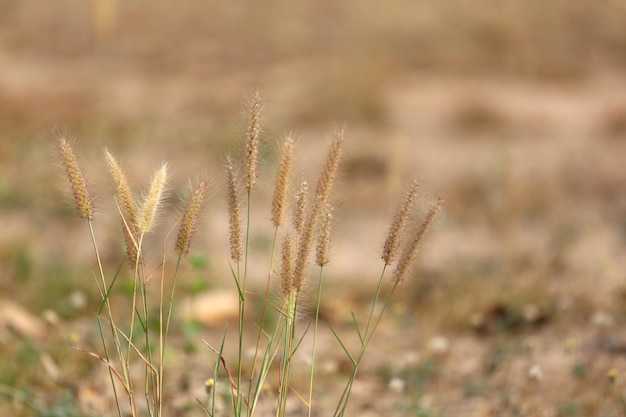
[104, 148, 138, 226]
[393, 198, 442, 284]
[244, 91, 263, 193]
[281, 234, 295, 296]
[175, 179, 208, 258]
[271, 135, 294, 227]
[57, 135, 94, 220]
[293, 132, 343, 290]
[382, 181, 419, 265]
[293, 178, 308, 235]
[137, 163, 168, 234]
[316, 203, 333, 267]
[225, 156, 243, 263]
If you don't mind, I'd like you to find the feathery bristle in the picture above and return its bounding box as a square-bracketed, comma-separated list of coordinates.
[104, 148, 140, 267]
[243, 92, 263, 193]
[293, 179, 308, 236]
[104, 148, 138, 226]
[382, 181, 419, 265]
[271, 135, 294, 227]
[393, 199, 442, 284]
[315, 204, 333, 267]
[225, 156, 243, 263]
[293, 132, 343, 291]
[58, 136, 93, 220]
[122, 219, 140, 269]
[314, 130, 343, 209]
[175, 179, 208, 258]
[137, 163, 168, 234]
[280, 234, 294, 296]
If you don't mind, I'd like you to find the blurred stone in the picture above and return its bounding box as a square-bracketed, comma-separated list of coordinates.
[529, 364, 543, 381]
[0, 299, 43, 339]
[40, 352, 61, 382]
[388, 377, 406, 393]
[429, 335, 449, 356]
[69, 290, 87, 310]
[181, 290, 239, 326]
[591, 311, 614, 327]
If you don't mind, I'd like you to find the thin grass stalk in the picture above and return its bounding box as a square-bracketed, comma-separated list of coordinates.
[126, 233, 144, 371]
[307, 266, 325, 417]
[277, 290, 297, 417]
[332, 265, 390, 417]
[88, 219, 138, 417]
[235, 189, 253, 416]
[248, 319, 283, 416]
[247, 225, 280, 409]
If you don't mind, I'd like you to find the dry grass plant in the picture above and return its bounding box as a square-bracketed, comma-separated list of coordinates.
[57, 96, 440, 417]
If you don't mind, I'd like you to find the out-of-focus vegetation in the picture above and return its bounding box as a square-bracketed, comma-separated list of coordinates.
[2, 0, 626, 415]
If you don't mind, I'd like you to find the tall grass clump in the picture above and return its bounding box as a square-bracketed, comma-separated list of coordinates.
[57, 95, 441, 417]
[58, 134, 206, 417]
[201, 97, 441, 417]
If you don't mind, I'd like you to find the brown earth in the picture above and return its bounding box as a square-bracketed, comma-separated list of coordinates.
[1, 1, 626, 416]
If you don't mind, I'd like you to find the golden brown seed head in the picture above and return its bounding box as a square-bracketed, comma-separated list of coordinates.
[293, 179, 308, 235]
[316, 204, 333, 267]
[225, 156, 243, 263]
[104, 148, 138, 227]
[244, 92, 263, 193]
[293, 133, 343, 290]
[175, 179, 208, 258]
[382, 181, 419, 265]
[137, 163, 168, 234]
[314, 130, 343, 209]
[58, 135, 93, 220]
[271, 135, 293, 227]
[122, 220, 140, 269]
[393, 199, 442, 284]
[280, 234, 294, 297]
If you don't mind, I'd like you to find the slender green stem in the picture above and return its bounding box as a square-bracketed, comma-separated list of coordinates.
[277, 291, 297, 417]
[333, 265, 397, 417]
[88, 219, 136, 416]
[247, 226, 279, 412]
[308, 267, 324, 417]
[236, 190, 253, 416]
[160, 256, 182, 417]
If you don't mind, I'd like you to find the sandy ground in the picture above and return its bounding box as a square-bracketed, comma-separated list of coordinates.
[2, 1, 626, 416]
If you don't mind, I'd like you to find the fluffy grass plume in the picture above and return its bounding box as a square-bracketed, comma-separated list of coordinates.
[293, 131, 343, 291]
[293, 178, 308, 236]
[271, 135, 294, 227]
[244, 92, 263, 193]
[225, 155, 243, 263]
[104, 149, 140, 267]
[315, 204, 333, 267]
[280, 234, 295, 297]
[175, 179, 208, 257]
[382, 181, 419, 265]
[137, 163, 168, 234]
[393, 198, 442, 283]
[104, 148, 138, 226]
[58, 135, 94, 220]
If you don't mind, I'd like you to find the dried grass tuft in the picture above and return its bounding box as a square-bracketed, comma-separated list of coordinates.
[280, 234, 295, 297]
[244, 92, 263, 193]
[382, 181, 419, 265]
[58, 135, 94, 220]
[315, 203, 333, 267]
[225, 156, 243, 263]
[271, 135, 294, 227]
[137, 163, 168, 234]
[393, 198, 442, 284]
[175, 179, 208, 258]
[293, 132, 343, 291]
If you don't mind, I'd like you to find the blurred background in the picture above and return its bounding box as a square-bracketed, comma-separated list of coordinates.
[2, 0, 626, 415]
